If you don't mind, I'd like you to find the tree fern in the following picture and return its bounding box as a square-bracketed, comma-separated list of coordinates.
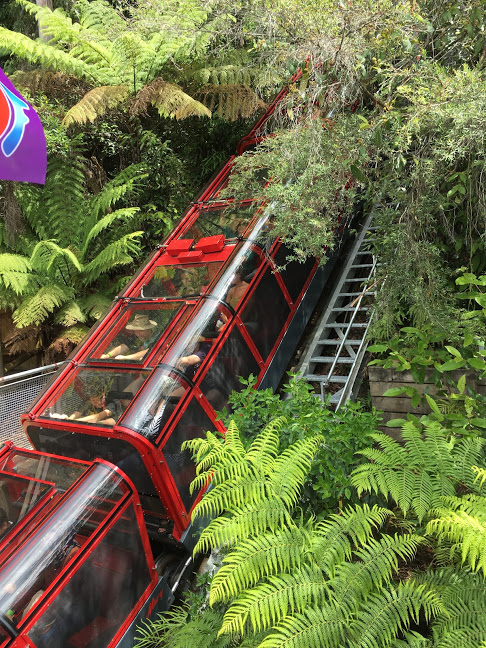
[13, 284, 73, 326]
[131, 79, 211, 120]
[83, 231, 143, 284]
[197, 84, 266, 121]
[0, 254, 32, 295]
[63, 85, 129, 126]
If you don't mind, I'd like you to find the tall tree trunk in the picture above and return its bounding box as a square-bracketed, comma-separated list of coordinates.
[35, 0, 53, 42]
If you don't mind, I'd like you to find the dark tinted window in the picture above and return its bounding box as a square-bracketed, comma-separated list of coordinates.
[200, 326, 260, 411]
[273, 243, 317, 303]
[27, 505, 150, 648]
[241, 268, 291, 361]
[162, 399, 216, 512]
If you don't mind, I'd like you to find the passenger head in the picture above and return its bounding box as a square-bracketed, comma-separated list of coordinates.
[79, 372, 113, 410]
[125, 313, 157, 341]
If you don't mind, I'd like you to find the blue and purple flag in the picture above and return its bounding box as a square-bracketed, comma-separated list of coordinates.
[0, 67, 47, 185]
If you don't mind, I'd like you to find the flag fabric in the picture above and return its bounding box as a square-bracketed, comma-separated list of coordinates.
[0, 67, 47, 185]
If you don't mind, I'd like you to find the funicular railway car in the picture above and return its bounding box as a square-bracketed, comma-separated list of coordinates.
[0, 73, 352, 647]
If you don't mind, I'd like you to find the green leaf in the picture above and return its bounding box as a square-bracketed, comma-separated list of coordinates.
[425, 395, 441, 415]
[445, 346, 462, 359]
[470, 418, 486, 429]
[383, 387, 406, 397]
[468, 357, 486, 371]
[367, 344, 389, 353]
[439, 359, 466, 372]
[456, 273, 477, 285]
[457, 374, 466, 394]
[350, 164, 367, 183]
[386, 419, 407, 427]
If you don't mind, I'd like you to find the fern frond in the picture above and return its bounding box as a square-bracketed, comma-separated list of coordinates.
[0, 26, 91, 79]
[131, 78, 211, 120]
[209, 527, 309, 604]
[89, 164, 147, 221]
[257, 603, 346, 648]
[312, 504, 391, 576]
[79, 293, 113, 320]
[13, 284, 73, 326]
[197, 84, 266, 121]
[83, 232, 142, 284]
[194, 499, 292, 554]
[0, 254, 32, 295]
[427, 498, 486, 575]
[82, 208, 140, 258]
[351, 422, 481, 521]
[63, 85, 129, 127]
[349, 581, 443, 648]
[54, 300, 87, 326]
[194, 473, 271, 519]
[245, 417, 282, 469]
[219, 565, 328, 636]
[31, 241, 82, 279]
[270, 435, 322, 507]
[332, 534, 424, 609]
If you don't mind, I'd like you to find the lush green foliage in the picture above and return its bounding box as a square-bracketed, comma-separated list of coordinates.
[219, 376, 378, 512]
[138, 407, 486, 648]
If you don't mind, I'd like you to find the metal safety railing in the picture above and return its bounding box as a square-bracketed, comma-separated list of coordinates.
[0, 362, 66, 448]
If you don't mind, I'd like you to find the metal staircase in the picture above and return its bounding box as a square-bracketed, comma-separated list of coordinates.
[298, 214, 377, 408]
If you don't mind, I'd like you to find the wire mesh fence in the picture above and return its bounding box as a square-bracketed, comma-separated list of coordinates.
[0, 364, 65, 448]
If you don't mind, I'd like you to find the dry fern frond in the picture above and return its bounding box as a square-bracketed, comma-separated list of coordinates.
[131, 78, 211, 120]
[197, 84, 266, 121]
[4, 325, 42, 355]
[62, 85, 128, 126]
[10, 70, 90, 101]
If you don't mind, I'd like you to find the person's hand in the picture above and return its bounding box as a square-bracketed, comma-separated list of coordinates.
[101, 353, 109, 359]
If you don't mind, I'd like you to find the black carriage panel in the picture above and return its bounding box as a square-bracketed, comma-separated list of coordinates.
[200, 325, 260, 412]
[240, 267, 291, 361]
[27, 505, 150, 648]
[273, 242, 318, 303]
[161, 398, 217, 513]
[26, 425, 167, 525]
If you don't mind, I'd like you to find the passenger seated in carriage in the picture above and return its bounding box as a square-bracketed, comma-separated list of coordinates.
[101, 313, 159, 361]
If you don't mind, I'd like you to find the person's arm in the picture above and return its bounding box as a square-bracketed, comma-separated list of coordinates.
[101, 343, 129, 359]
[114, 347, 149, 361]
[179, 353, 203, 367]
[75, 408, 113, 423]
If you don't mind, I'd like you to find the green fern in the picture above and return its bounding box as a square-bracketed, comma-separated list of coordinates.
[351, 421, 484, 521]
[348, 581, 442, 648]
[209, 526, 311, 604]
[219, 565, 329, 636]
[257, 602, 346, 648]
[427, 492, 486, 575]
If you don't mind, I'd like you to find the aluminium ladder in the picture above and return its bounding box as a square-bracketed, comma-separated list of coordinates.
[298, 214, 377, 409]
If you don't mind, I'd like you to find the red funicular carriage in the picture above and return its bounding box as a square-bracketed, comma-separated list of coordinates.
[0, 72, 351, 647]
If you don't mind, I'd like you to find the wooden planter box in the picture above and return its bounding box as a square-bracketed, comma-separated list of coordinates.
[368, 366, 486, 439]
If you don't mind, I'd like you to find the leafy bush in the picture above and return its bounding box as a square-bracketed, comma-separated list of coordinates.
[219, 375, 379, 513]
